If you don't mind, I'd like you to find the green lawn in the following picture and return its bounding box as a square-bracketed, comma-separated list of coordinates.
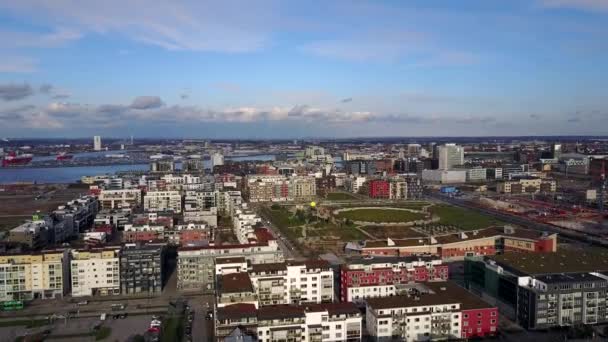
[337, 208, 425, 223]
[309, 222, 366, 240]
[430, 205, 503, 230]
[263, 206, 306, 229]
[326, 192, 358, 200]
[95, 327, 112, 340]
[161, 315, 184, 342]
[0, 318, 48, 328]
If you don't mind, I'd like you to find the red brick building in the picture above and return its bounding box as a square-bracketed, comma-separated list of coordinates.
[368, 179, 390, 199]
[340, 256, 449, 302]
[362, 227, 557, 260]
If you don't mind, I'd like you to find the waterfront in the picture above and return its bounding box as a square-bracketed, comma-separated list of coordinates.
[0, 154, 276, 184]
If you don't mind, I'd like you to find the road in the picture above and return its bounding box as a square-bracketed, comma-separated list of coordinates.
[250, 203, 303, 260]
[426, 193, 608, 247]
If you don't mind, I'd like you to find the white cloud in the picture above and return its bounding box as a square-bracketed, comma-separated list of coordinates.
[0, 0, 276, 53]
[0, 27, 82, 48]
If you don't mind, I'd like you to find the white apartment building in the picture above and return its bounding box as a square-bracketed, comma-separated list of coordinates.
[98, 189, 142, 209]
[286, 260, 334, 304]
[249, 260, 335, 306]
[215, 302, 362, 342]
[366, 297, 461, 341]
[71, 248, 120, 297]
[232, 207, 261, 244]
[143, 190, 182, 213]
[344, 176, 367, 193]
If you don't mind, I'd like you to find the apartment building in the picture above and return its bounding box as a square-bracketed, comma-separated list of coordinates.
[98, 189, 142, 209]
[366, 282, 497, 341]
[0, 249, 69, 301]
[165, 222, 212, 246]
[497, 177, 557, 194]
[71, 247, 120, 297]
[122, 223, 165, 243]
[232, 207, 262, 244]
[215, 302, 362, 342]
[340, 256, 448, 302]
[217, 272, 258, 308]
[177, 228, 284, 292]
[8, 219, 50, 249]
[52, 195, 99, 238]
[94, 209, 131, 230]
[248, 260, 335, 306]
[368, 179, 390, 199]
[466, 249, 608, 330]
[344, 176, 367, 194]
[143, 190, 182, 213]
[286, 260, 334, 304]
[120, 243, 165, 294]
[246, 175, 317, 202]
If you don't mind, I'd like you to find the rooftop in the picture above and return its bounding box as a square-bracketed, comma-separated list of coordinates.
[216, 257, 246, 265]
[218, 272, 254, 294]
[488, 247, 608, 276]
[257, 305, 305, 320]
[250, 262, 287, 274]
[367, 281, 494, 311]
[217, 304, 258, 320]
[364, 227, 552, 249]
[536, 273, 605, 284]
[346, 255, 440, 267]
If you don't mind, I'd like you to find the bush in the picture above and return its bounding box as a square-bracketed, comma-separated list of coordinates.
[95, 327, 112, 341]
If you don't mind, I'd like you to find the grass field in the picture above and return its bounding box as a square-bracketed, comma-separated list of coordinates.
[325, 192, 358, 200]
[337, 208, 425, 223]
[430, 205, 503, 230]
[338, 202, 429, 210]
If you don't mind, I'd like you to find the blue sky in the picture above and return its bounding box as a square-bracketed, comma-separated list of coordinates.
[0, 0, 607, 138]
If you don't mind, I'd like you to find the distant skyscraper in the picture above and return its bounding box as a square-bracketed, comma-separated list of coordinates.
[93, 136, 102, 151]
[552, 143, 562, 160]
[211, 152, 224, 167]
[438, 144, 464, 170]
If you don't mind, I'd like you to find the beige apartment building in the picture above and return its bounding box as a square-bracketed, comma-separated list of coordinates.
[143, 191, 182, 213]
[71, 248, 121, 297]
[0, 250, 69, 301]
[497, 178, 557, 194]
[98, 189, 142, 209]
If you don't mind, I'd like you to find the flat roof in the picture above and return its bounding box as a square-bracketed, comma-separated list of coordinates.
[367, 281, 495, 311]
[536, 273, 605, 284]
[250, 262, 287, 273]
[488, 247, 608, 276]
[216, 257, 246, 265]
[218, 272, 254, 294]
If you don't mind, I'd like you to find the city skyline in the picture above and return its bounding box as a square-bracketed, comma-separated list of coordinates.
[1, 0, 607, 138]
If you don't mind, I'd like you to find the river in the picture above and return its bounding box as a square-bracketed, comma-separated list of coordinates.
[0, 154, 276, 184]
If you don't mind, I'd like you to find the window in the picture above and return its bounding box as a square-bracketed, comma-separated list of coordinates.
[464, 314, 469, 319]
[491, 311, 497, 317]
